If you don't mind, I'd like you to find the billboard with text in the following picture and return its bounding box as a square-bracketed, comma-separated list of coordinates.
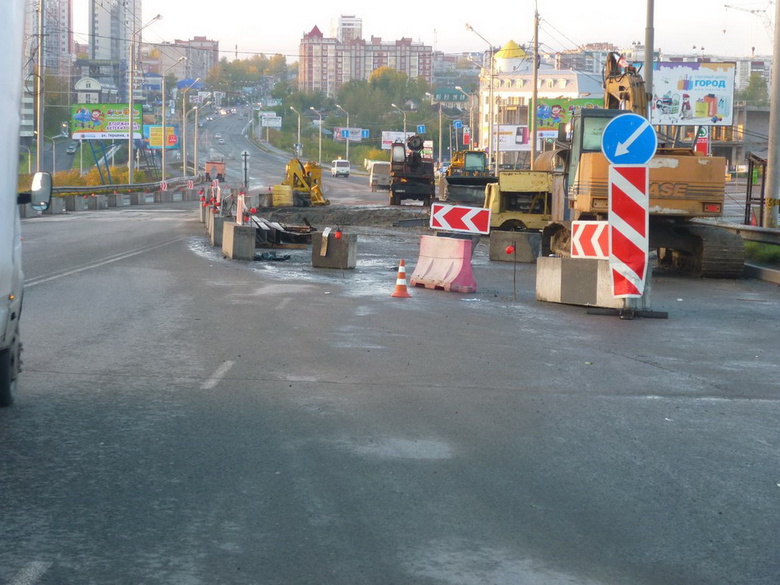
[70, 104, 143, 140]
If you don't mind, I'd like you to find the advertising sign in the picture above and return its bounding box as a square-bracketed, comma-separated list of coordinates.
[650, 62, 735, 126]
[495, 125, 530, 152]
[334, 127, 364, 143]
[71, 104, 143, 140]
[260, 116, 282, 128]
[535, 98, 603, 131]
[381, 131, 414, 149]
[146, 125, 180, 149]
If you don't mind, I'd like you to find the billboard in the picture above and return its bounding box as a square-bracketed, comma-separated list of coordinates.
[535, 98, 603, 131]
[381, 131, 414, 149]
[650, 62, 736, 126]
[71, 104, 143, 140]
[145, 124, 180, 149]
[494, 125, 531, 152]
[334, 127, 364, 143]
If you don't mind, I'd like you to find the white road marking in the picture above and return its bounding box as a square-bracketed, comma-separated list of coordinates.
[25, 237, 185, 288]
[9, 561, 52, 585]
[275, 297, 292, 311]
[201, 360, 235, 390]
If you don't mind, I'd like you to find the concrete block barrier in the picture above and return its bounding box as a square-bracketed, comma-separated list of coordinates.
[210, 216, 226, 247]
[222, 222, 256, 260]
[535, 256, 653, 310]
[107, 193, 131, 207]
[489, 230, 540, 263]
[65, 195, 89, 212]
[44, 197, 66, 215]
[311, 231, 357, 269]
[87, 194, 108, 210]
[410, 234, 477, 293]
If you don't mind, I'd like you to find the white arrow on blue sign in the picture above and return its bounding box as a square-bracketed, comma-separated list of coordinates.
[417, 124, 426, 134]
[453, 120, 463, 129]
[361, 129, 369, 139]
[601, 113, 657, 165]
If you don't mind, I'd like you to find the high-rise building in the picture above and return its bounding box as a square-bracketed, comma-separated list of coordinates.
[299, 16, 433, 97]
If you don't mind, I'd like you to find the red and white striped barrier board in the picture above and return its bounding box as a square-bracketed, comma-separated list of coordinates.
[571, 221, 609, 259]
[430, 203, 491, 235]
[608, 165, 649, 298]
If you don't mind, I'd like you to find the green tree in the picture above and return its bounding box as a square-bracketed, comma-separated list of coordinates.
[736, 73, 769, 107]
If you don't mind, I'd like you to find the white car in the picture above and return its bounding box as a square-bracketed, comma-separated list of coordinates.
[218, 138, 225, 145]
[331, 159, 350, 177]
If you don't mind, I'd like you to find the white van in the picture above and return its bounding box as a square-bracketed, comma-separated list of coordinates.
[369, 161, 391, 191]
[331, 159, 350, 177]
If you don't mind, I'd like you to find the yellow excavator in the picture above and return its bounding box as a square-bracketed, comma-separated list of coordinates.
[270, 159, 329, 207]
[537, 52, 744, 278]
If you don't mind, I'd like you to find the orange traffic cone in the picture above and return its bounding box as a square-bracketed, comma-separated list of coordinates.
[391, 259, 412, 298]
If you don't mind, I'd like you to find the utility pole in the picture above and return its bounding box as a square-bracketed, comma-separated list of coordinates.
[644, 0, 655, 120]
[764, 0, 780, 227]
[531, 4, 539, 169]
[35, 0, 44, 172]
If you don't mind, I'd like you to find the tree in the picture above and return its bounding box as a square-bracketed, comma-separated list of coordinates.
[736, 73, 769, 107]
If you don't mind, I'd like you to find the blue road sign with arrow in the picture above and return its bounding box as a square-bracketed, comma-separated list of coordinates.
[601, 113, 657, 165]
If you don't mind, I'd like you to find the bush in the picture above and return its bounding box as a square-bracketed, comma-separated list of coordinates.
[744, 242, 780, 265]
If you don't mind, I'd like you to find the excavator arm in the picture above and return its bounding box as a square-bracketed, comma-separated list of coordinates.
[603, 52, 648, 116]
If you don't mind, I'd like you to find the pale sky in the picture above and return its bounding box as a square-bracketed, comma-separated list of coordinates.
[72, 0, 776, 62]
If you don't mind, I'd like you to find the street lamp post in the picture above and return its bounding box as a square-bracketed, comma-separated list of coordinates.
[465, 23, 498, 175]
[455, 86, 475, 148]
[336, 104, 349, 162]
[289, 106, 301, 156]
[128, 14, 162, 186]
[20, 146, 31, 175]
[309, 107, 322, 165]
[192, 106, 199, 178]
[390, 103, 407, 137]
[161, 57, 185, 185]
[425, 93, 443, 166]
[181, 77, 200, 177]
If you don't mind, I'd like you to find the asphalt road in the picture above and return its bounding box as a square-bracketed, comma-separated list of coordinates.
[1, 198, 777, 585]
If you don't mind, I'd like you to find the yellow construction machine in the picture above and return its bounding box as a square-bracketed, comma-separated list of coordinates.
[439, 150, 496, 205]
[270, 159, 329, 207]
[536, 52, 744, 278]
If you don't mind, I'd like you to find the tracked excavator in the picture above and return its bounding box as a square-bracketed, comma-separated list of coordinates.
[538, 52, 744, 278]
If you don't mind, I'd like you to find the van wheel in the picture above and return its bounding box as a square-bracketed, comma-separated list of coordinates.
[0, 336, 21, 408]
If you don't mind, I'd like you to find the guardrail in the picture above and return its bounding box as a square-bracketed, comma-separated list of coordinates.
[51, 175, 201, 197]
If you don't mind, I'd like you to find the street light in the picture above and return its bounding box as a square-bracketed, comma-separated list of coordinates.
[309, 107, 322, 165]
[161, 56, 186, 185]
[192, 106, 199, 179]
[335, 104, 350, 162]
[455, 86, 475, 148]
[44, 132, 68, 175]
[465, 23, 498, 175]
[180, 77, 200, 177]
[390, 103, 407, 137]
[289, 106, 301, 155]
[425, 92, 443, 166]
[128, 13, 162, 186]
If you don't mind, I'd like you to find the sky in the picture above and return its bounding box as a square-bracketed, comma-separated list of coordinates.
[72, 0, 776, 62]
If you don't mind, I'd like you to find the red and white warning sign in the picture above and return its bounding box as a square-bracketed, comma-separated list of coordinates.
[608, 165, 649, 298]
[430, 202, 491, 235]
[571, 221, 609, 259]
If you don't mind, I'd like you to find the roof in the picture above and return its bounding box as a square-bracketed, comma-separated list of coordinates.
[495, 40, 528, 60]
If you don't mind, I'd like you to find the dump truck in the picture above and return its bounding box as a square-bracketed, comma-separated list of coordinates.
[439, 150, 496, 205]
[204, 160, 226, 182]
[2, 0, 52, 406]
[389, 135, 435, 206]
[538, 52, 744, 278]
